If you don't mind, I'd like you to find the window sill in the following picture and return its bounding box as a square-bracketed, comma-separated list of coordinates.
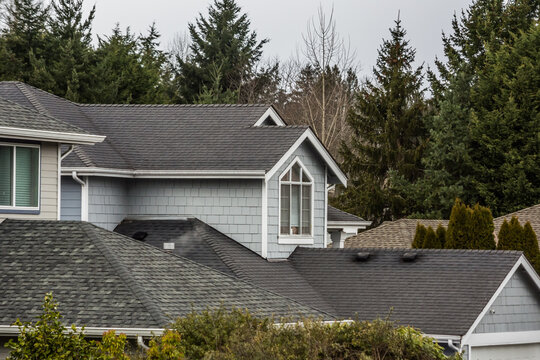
[278, 236, 314, 245]
[0, 208, 40, 215]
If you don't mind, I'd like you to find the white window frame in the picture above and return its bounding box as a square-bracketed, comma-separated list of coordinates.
[278, 157, 314, 245]
[0, 142, 41, 212]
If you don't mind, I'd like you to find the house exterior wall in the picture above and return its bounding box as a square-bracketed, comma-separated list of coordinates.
[127, 179, 262, 254]
[2, 142, 58, 220]
[474, 269, 540, 333]
[267, 141, 326, 258]
[60, 177, 81, 221]
[87, 177, 129, 230]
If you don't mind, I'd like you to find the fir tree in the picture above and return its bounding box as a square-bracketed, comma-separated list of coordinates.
[338, 16, 428, 224]
[522, 222, 540, 261]
[470, 204, 496, 250]
[446, 199, 472, 249]
[435, 224, 446, 249]
[176, 0, 268, 103]
[498, 216, 523, 250]
[412, 223, 427, 249]
[422, 226, 441, 249]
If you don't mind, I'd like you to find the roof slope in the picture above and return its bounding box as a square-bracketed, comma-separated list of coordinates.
[327, 205, 367, 223]
[288, 247, 522, 335]
[346, 219, 449, 248]
[494, 203, 540, 242]
[0, 96, 89, 135]
[114, 219, 335, 314]
[0, 81, 311, 172]
[0, 220, 328, 329]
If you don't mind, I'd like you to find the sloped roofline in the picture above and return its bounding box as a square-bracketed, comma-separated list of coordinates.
[460, 254, 540, 347]
[0, 125, 105, 145]
[253, 106, 286, 126]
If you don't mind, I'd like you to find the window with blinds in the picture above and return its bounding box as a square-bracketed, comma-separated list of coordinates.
[279, 160, 313, 236]
[0, 144, 40, 209]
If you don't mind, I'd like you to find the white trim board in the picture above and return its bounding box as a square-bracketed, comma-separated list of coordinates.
[62, 168, 266, 179]
[0, 324, 163, 338]
[0, 126, 105, 145]
[265, 129, 347, 186]
[467, 330, 540, 347]
[253, 106, 286, 127]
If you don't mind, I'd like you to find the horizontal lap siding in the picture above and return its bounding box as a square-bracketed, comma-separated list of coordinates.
[3, 142, 58, 220]
[474, 270, 540, 333]
[60, 177, 81, 220]
[127, 179, 263, 254]
[267, 142, 326, 259]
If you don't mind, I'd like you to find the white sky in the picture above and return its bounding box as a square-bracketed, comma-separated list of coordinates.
[82, 0, 473, 78]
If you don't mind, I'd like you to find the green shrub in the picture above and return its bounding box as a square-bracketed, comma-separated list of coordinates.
[422, 227, 441, 249]
[147, 330, 184, 360]
[470, 204, 495, 250]
[6, 293, 129, 360]
[446, 199, 472, 249]
[498, 218, 540, 274]
[435, 224, 447, 249]
[412, 223, 427, 248]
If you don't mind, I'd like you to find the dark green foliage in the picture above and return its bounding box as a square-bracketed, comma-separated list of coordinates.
[412, 223, 427, 249]
[498, 216, 524, 250]
[435, 224, 447, 249]
[497, 219, 513, 250]
[6, 293, 129, 360]
[522, 222, 540, 261]
[445, 199, 472, 249]
[469, 204, 496, 250]
[337, 17, 428, 225]
[422, 227, 441, 249]
[175, 0, 268, 103]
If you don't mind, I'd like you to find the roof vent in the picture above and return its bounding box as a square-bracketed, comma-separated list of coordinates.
[402, 252, 418, 262]
[356, 252, 370, 261]
[132, 231, 147, 241]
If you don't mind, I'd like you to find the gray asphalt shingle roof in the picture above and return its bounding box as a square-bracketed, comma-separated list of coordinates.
[327, 205, 366, 223]
[288, 247, 522, 335]
[0, 220, 329, 329]
[0, 81, 309, 171]
[113, 219, 525, 336]
[0, 96, 90, 135]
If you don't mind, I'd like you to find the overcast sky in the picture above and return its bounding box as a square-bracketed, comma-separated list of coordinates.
[82, 0, 473, 78]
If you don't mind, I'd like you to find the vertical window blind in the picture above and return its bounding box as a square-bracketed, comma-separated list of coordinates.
[0, 144, 39, 208]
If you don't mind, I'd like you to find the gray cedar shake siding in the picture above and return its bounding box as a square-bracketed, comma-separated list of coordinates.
[88, 177, 129, 230]
[60, 177, 81, 220]
[267, 141, 326, 258]
[474, 270, 540, 333]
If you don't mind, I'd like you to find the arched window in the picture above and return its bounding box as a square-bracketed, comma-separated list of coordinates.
[279, 159, 313, 236]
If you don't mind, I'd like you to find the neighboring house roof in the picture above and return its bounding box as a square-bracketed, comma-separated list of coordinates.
[288, 247, 525, 336]
[327, 205, 366, 223]
[494, 203, 540, 242]
[0, 81, 345, 183]
[114, 219, 335, 315]
[346, 203, 540, 249]
[0, 220, 329, 332]
[0, 96, 103, 145]
[346, 219, 449, 248]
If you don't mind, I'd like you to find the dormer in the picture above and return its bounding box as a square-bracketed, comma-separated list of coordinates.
[0, 97, 104, 220]
[253, 106, 286, 127]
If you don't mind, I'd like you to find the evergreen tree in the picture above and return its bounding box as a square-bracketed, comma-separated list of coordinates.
[522, 222, 539, 261]
[412, 223, 427, 249]
[470, 204, 496, 250]
[435, 224, 447, 249]
[498, 216, 523, 250]
[338, 17, 428, 224]
[0, 0, 50, 83]
[176, 0, 268, 103]
[445, 199, 472, 249]
[422, 226, 441, 249]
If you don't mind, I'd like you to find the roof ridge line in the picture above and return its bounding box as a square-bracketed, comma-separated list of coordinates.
[15, 82, 52, 116]
[80, 223, 168, 326]
[77, 103, 271, 107]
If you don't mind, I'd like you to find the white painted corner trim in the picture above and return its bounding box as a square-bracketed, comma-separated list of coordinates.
[265, 129, 347, 186]
[0, 126, 105, 145]
[460, 255, 540, 349]
[253, 106, 286, 127]
[261, 178, 268, 258]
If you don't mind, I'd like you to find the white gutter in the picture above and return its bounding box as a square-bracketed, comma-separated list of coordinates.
[327, 221, 372, 228]
[71, 171, 89, 221]
[61, 167, 266, 179]
[0, 126, 105, 145]
[0, 325, 164, 338]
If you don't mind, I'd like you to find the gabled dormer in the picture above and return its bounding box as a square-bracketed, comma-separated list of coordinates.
[0, 96, 104, 220]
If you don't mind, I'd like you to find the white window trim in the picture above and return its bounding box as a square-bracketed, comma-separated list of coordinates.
[0, 141, 41, 211]
[278, 157, 314, 244]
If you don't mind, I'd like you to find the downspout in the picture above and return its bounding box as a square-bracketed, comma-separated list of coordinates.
[137, 335, 149, 350]
[71, 170, 88, 221]
[57, 145, 74, 220]
[448, 339, 460, 353]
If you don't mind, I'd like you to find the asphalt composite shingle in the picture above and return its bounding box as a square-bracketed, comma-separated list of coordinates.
[0, 220, 329, 329]
[327, 205, 366, 222]
[0, 81, 307, 171]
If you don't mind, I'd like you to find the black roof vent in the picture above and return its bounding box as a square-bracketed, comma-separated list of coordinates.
[132, 231, 148, 241]
[402, 252, 418, 262]
[356, 252, 370, 261]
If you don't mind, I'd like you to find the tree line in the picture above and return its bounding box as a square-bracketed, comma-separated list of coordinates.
[0, 0, 538, 223]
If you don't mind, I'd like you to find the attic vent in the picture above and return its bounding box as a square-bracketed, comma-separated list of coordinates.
[402, 252, 418, 262]
[356, 252, 370, 261]
[132, 231, 147, 241]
